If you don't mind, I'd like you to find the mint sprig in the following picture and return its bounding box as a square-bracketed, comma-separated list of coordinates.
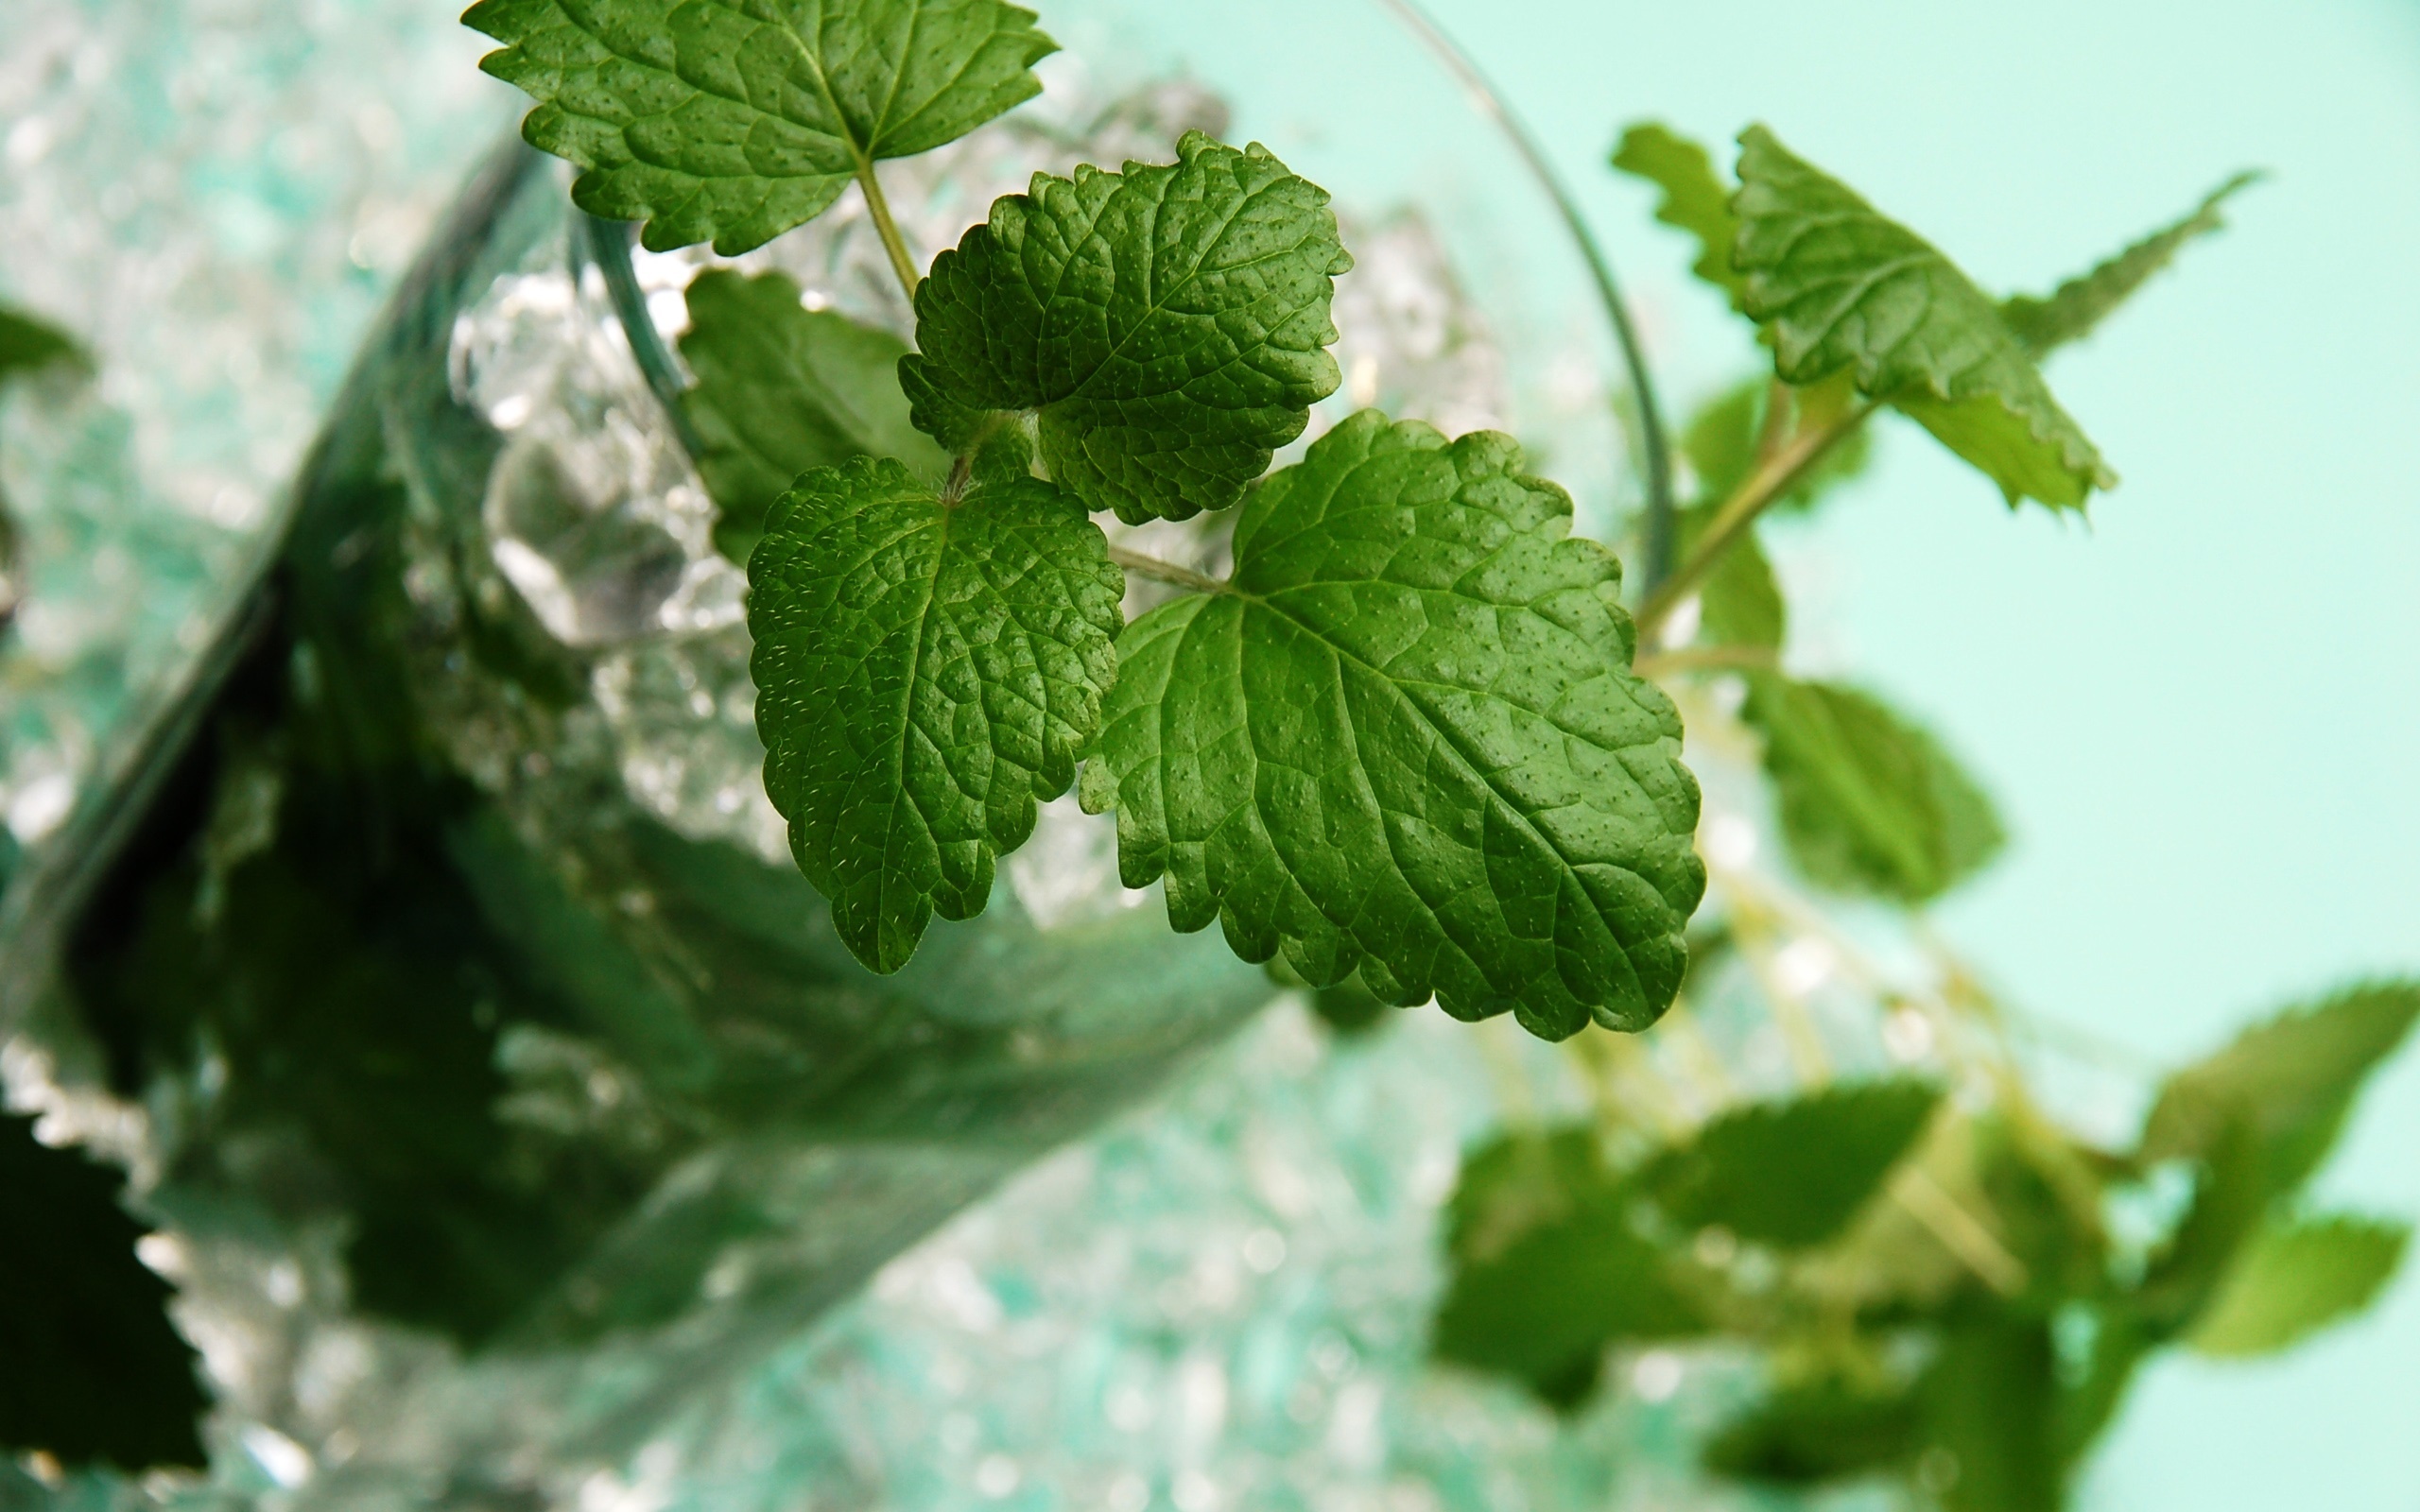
[463, 0, 1056, 253]
[1733, 125, 2116, 511]
[750, 457, 1122, 972]
[1081, 412, 1704, 1040]
[902, 131, 1353, 524]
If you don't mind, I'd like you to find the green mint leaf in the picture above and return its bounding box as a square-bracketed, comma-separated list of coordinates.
[902, 131, 1352, 524]
[1645, 1078, 1941, 1248]
[0, 1113, 206, 1469]
[750, 456, 1123, 972]
[2138, 980, 2420, 1194]
[2188, 1211, 2409, 1358]
[2002, 172, 2259, 357]
[1733, 125, 2115, 510]
[1444, 1125, 1612, 1266]
[1433, 1129, 1702, 1397]
[1742, 675, 2005, 904]
[680, 269, 950, 560]
[0, 306, 85, 382]
[1610, 122, 1741, 304]
[462, 0, 1056, 253]
[1080, 411, 1705, 1040]
[1703, 1379, 1919, 1486]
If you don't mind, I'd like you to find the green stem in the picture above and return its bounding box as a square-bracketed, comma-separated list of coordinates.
[1105, 544, 1225, 596]
[1633, 400, 1875, 644]
[856, 159, 922, 302]
[582, 215, 705, 458]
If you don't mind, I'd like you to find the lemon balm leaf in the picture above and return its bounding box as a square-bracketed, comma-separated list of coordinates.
[1081, 412, 1704, 1041]
[903, 132, 1351, 524]
[1743, 675, 2005, 904]
[2188, 1212, 2410, 1358]
[2138, 981, 2420, 1194]
[1645, 1079, 1943, 1248]
[2002, 172, 2260, 357]
[1611, 122, 1742, 306]
[1732, 126, 2115, 510]
[680, 269, 949, 560]
[749, 457, 1122, 972]
[463, 0, 1056, 253]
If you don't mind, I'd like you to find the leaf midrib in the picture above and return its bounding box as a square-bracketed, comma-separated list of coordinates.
[1231, 580, 1616, 954]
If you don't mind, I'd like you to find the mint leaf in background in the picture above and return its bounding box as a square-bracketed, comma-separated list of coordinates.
[1732, 126, 2114, 510]
[2137, 981, 2420, 1194]
[1679, 378, 1765, 501]
[1679, 501, 1784, 651]
[1434, 1131, 1703, 1399]
[0, 306, 85, 381]
[1703, 1379, 1919, 1485]
[1081, 412, 1704, 1040]
[750, 456, 1122, 972]
[2002, 172, 2259, 357]
[463, 0, 1056, 253]
[680, 269, 949, 560]
[1446, 1125, 1612, 1266]
[2188, 1212, 2410, 1358]
[1645, 1079, 1942, 1248]
[904, 132, 1351, 523]
[0, 1113, 206, 1469]
[1742, 675, 2005, 903]
[1611, 123, 1742, 305]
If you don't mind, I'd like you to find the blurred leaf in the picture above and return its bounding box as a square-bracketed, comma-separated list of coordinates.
[1703, 1377, 1918, 1485]
[678, 270, 950, 562]
[0, 1114, 206, 1469]
[1681, 379, 1764, 501]
[1311, 971, 1391, 1037]
[1732, 126, 2114, 510]
[2002, 173, 2260, 356]
[2138, 981, 2419, 1198]
[1645, 1078, 1942, 1248]
[2137, 1116, 2266, 1335]
[1743, 676, 2006, 903]
[1433, 1196, 1703, 1395]
[1435, 1126, 1703, 1397]
[1611, 123, 1741, 304]
[0, 306, 85, 382]
[1678, 501, 1784, 651]
[1678, 919, 1736, 999]
[2188, 1211, 2409, 1358]
[1917, 1310, 2061, 1512]
[1445, 1125, 1612, 1266]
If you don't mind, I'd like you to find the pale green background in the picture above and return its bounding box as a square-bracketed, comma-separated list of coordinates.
[1441, 2, 2420, 1506]
[1070, 0, 2419, 1505]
